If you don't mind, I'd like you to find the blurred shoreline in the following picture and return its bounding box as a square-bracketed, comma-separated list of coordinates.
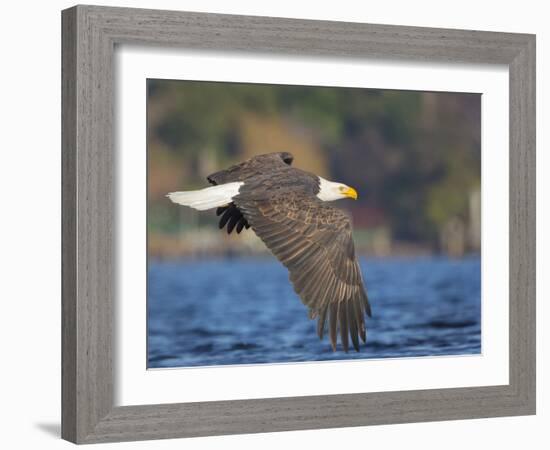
[148, 228, 480, 261]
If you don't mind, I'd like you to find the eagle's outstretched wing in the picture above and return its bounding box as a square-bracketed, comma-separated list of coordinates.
[207, 151, 294, 185]
[234, 188, 371, 352]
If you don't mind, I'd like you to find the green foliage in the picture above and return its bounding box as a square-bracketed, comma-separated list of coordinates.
[147, 79, 481, 246]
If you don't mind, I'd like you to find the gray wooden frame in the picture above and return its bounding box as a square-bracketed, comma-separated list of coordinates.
[61, 4, 536, 444]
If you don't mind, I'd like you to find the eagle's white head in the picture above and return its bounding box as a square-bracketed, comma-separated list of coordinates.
[316, 176, 358, 202]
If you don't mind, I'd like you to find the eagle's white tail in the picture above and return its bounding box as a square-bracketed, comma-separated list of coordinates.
[167, 182, 244, 211]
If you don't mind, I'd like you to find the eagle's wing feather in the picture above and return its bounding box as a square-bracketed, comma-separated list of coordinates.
[234, 189, 371, 352]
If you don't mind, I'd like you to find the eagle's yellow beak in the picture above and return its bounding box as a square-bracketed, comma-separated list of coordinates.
[343, 186, 358, 200]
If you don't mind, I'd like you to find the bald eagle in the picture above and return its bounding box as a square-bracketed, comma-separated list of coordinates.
[168, 152, 371, 352]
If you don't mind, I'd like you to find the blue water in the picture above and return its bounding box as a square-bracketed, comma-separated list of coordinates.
[147, 256, 481, 368]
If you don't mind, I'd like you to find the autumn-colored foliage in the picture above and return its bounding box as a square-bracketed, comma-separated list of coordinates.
[147, 79, 480, 257]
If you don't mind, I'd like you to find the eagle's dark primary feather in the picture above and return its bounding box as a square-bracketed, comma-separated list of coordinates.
[216, 204, 249, 234]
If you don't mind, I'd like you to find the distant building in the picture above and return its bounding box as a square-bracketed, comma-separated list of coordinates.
[439, 188, 481, 257]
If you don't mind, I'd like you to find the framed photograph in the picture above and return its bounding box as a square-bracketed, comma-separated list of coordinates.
[61, 5, 536, 444]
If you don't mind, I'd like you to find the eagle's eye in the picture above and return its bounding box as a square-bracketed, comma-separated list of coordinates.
[339, 186, 347, 192]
